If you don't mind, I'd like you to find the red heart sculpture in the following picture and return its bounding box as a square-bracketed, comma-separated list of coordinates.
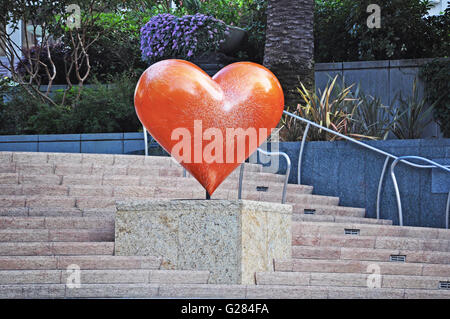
[134, 59, 284, 195]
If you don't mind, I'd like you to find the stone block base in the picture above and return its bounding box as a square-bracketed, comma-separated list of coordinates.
[115, 199, 292, 284]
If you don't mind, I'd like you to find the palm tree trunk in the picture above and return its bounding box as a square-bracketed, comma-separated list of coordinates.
[263, 0, 314, 108]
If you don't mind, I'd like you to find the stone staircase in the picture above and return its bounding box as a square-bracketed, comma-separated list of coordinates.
[0, 151, 449, 299]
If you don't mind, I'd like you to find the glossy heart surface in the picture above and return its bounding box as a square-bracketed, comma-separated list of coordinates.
[134, 59, 284, 195]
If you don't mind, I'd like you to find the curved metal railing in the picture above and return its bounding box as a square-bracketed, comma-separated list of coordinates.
[283, 110, 450, 228]
[143, 114, 449, 227]
[237, 148, 291, 204]
[390, 156, 450, 228]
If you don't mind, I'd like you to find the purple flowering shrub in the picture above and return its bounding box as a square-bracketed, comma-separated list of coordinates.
[140, 13, 229, 62]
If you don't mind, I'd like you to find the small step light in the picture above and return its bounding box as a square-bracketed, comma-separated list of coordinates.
[344, 229, 360, 235]
[256, 186, 269, 192]
[304, 209, 316, 215]
[389, 255, 406, 262]
[439, 281, 450, 290]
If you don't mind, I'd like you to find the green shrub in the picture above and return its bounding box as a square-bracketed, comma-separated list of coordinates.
[391, 79, 436, 140]
[0, 85, 45, 135]
[89, 11, 152, 81]
[66, 75, 141, 134]
[314, 0, 359, 62]
[315, 1, 449, 62]
[0, 73, 141, 135]
[419, 59, 450, 137]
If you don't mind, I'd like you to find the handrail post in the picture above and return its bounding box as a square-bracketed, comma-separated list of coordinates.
[282, 154, 291, 204]
[376, 156, 390, 220]
[143, 125, 148, 157]
[390, 159, 404, 226]
[446, 191, 449, 230]
[256, 148, 291, 204]
[298, 123, 310, 185]
[238, 163, 244, 200]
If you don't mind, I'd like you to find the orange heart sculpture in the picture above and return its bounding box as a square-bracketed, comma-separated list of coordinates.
[134, 59, 284, 196]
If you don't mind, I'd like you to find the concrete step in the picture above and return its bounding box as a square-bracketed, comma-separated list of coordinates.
[0, 242, 114, 256]
[0, 207, 116, 218]
[0, 193, 339, 209]
[275, 259, 450, 276]
[0, 172, 280, 187]
[1, 171, 282, 188]
[0, 180, 312, 197]
[0, 229, 113, 242]
[1, 283, 449, 299]
[4, 151, 264, 171]
[292, 234, 450, 252]
[2, 159, 263, 176]
[255, 272, 450, 290]
[293, 204, 365, 217]
[0, 269, 209, 285]
[0, 217, 114, 229]
[0, 255, 161, 270]
[293, 221, 450, 240]
[292, 246, 450, 264]
[293, 214, 392, 225]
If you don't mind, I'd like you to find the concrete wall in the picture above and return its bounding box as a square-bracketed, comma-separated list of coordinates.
[261, 139, 450, 229]
[315, 58, 444, 138]
[0, 132, 146, 154]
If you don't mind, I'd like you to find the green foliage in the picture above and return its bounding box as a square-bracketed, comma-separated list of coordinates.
[353, 94, 395, 140]
[239, 0, 267, 63]
[314, 0, 359, 62]
[0, 86, 46, 135]
[180, 0, 249, 26]
[0, 73, 141, 135]
[89, 11, 151, 80]
[331, 77, 396, 140]
[284, 76, 436, 141]
[391, 79, 435, 139]
[286, 76, 376, 142]
[419, 59, 450, 138]
[315, 0, 449, 62]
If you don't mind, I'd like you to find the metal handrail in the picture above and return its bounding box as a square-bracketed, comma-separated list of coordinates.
[283, 110, 450, 226]
[142, 113, 449, 226]
[238, 148, 291, 204]
[390, 156, 450, 228]
[284, 111, 444, 170]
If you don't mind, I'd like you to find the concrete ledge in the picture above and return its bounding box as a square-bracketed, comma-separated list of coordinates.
[0, 132, 147, 154]
[115, 199, 292, 284]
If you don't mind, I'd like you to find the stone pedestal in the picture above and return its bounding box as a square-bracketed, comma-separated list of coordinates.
[115, 199, 292, 284]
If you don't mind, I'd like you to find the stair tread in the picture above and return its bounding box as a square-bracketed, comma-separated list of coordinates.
[293, 221, 450, 240]
[0, 255, 162, 270]
[255, 271, 450, 290]
[0, 228, 114, 242]
[0, 283, 449, 299]
[0, 269, 210, 284]
[0, 216, 114, 229]
[292, 246, 450, 264]
[0, 242, 114, 256]
[292, 233, 450, 252]
[293, 214, 392, 225]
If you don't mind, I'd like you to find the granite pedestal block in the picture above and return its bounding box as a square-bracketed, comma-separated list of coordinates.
[115, 199, 292, 284]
